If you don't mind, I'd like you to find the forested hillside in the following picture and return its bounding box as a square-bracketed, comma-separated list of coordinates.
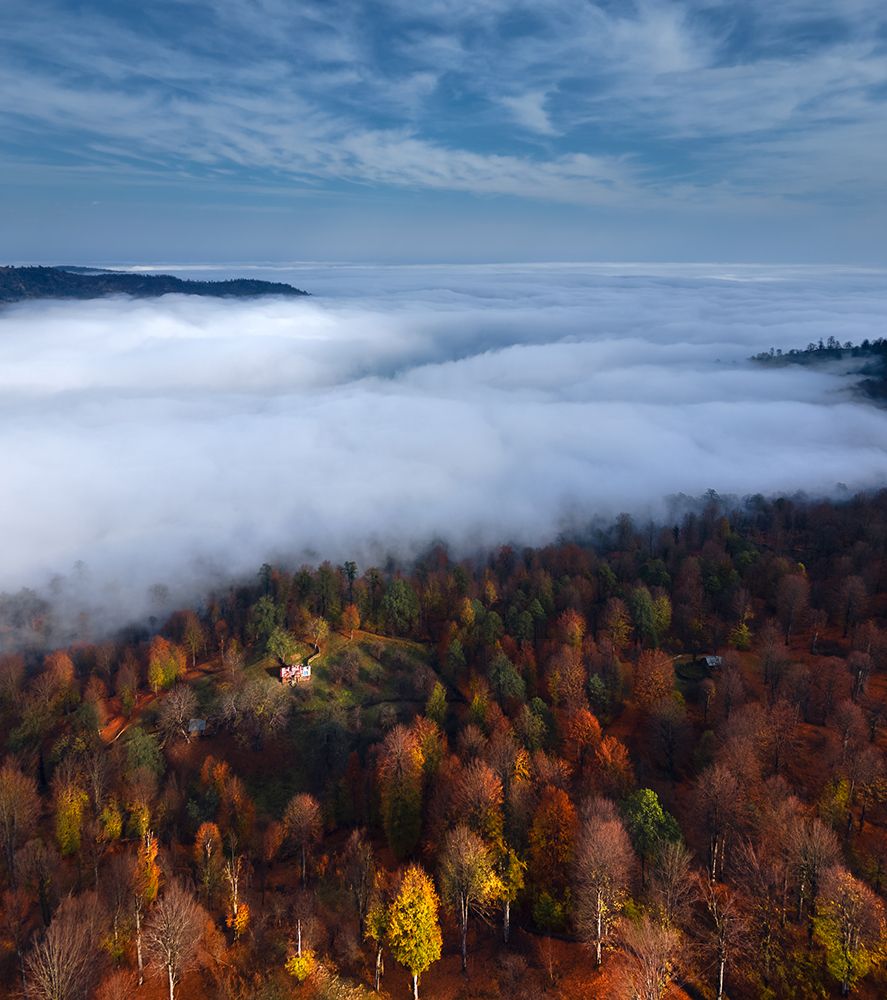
[2, 491, 887, 999]
[0, 266, 307, 303]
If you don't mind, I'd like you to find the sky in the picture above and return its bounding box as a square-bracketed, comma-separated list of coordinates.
[2, 262, 887, 639]
[2, 1, 887, 263]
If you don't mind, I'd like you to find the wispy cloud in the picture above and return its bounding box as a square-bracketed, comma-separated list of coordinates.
[1, 0, 885, 221]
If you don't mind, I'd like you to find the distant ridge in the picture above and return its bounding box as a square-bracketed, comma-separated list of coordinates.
[0, 265, 308, 303]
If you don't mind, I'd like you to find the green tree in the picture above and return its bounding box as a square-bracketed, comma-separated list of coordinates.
[266, 626, 298, 665]
[652, 594, 672, 644]
[342, 561, 358, 603]
[55, 782, 87, 857]
[630, 586, 657, 647]
[622, 789, 680, 886]
[815, 865, 885, 996]
[124, 727, 164, 779]
[496, 843, 526, 944]
[387, 865, 442, 1000]
[445, 638, 466, 679]
[489, 651, 526, 703]
[425, 682, 447, 727]
[381, 580, 420, 636]
[365, 889, 389, 992]
[247, 595, 282, 645]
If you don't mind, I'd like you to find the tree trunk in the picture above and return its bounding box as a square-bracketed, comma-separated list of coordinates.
[4, 834, 15, 889]
[596, 898, 603, 966]
[412, 973, 419, 1000]
[297, 918, 302, 958]
[717, 954, 725, 1000]
[460, 896, 468, 972]
[503, 899, 510, 944]
[168, 964, 175, 1000]
[374, 946, 383, 991]
[135, 901, 144, 986]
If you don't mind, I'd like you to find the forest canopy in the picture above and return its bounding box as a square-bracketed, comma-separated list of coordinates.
[2, 490, 887, 998]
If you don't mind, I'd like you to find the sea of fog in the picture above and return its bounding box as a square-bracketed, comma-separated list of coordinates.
[3, 261, 887, 630]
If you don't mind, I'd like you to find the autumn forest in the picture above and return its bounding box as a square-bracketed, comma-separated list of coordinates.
[2, 490, 887, 1000]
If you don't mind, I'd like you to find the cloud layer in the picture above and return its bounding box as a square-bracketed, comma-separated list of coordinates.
[2, 262, 887, 630]
[2, 2, 887, 260]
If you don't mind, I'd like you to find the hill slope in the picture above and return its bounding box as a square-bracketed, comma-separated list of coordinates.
[0, 265, 308, 302]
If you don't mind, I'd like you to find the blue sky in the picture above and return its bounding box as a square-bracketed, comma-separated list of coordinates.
[2, 0, 886, 263]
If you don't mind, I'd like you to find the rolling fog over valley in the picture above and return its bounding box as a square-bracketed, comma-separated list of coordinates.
[3, 261, 887, 633]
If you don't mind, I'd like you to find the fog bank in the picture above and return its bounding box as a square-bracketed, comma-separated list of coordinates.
[3, 262, 887, 631]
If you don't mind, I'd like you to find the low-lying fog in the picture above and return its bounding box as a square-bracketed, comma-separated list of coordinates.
[3, 262, 887, 634]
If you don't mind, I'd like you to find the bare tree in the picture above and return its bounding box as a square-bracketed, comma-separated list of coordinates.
[621, 914, 681, 1000]
[94, 969, 138, 1000]
[837, 575, 867, 639]
[181, 612, 206, 670]
[102, 853, 132, 966]
[23, 891, 103, 1000]
[759, 622, 789, 700]
[649, 697, 689, 778]
[574, 798, 634, 966]
[222, 846, 249, 939]
[144, 881, 205, 1000]
[694, 763, 740, 881]
[847, 744, 885, 834]
[438, 824, 501, 973]
[649, 840, 694, 931]
[453, 759, 505, 843]
[156, 684, 198, 744]
[695, 875, 747, 1000]
[16, 838, 57, 927]
[776, 574, 809, 645]
[734, 838, 787, 989]
[764, 699, 799, 777]
[220, 674, 289, 750]
[788, 815, 840, 938]
[283, 792, 322, 886]
[1, 888, 31, 991]
[0, 758, 40, 886]
[830, 699, 867, 765]
[847, 651, 872, 702]
[716, 658, 745, 720]
[341, 829, 376, 935]
[699, 678, 716, 726]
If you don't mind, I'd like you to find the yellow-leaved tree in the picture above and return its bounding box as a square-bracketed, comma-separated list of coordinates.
[387, 864, 441, 1000]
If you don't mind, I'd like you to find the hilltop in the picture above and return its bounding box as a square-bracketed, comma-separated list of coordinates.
[0, 265, 308, 303]
[752, 335, 887, 403]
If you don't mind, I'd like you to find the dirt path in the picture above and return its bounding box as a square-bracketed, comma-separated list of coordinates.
[98, 657, 223, 744]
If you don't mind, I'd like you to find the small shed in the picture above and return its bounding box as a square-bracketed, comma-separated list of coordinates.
[188, 718, 207, 737]
[700, 655, 723, 669]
